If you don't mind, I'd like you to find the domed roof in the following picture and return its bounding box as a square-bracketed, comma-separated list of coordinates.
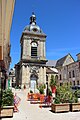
[24, 13, 43, 33]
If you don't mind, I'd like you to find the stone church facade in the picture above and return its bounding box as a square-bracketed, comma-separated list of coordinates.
[15, 13, 50, 92]
[15, 13, 80, 92]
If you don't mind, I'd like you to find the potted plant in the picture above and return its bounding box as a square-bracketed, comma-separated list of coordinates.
[38, 83, 46, 94]
[44, 88, 52, 106]
[70, 90, 80, 112]
[51, 84, 80, 113]
[38, 83, 46, 105]
[51, 85, 70, 113]
[50, 75, 56, 93]
[48, 88, 52, 96]
[1, 89, 14, 118]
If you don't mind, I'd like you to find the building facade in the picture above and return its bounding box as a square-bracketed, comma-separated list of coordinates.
[0, 0, 15, 89]
[56, 53, 80, 87]
[15, 13, 80, 93]
[15, 13, 48, 92]
[9, 68, 16, 88]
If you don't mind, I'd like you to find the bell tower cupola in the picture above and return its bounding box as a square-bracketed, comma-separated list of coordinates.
[20, 13, 47, 64]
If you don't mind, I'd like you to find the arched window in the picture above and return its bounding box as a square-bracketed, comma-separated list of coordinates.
[31, 42, 37, 57]
[55, 75, 58, 81]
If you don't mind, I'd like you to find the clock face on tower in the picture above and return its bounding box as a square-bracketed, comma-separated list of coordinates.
[32, 42, 37, 47]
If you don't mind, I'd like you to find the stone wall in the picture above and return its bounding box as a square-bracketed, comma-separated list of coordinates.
[57, 61, 80, 86]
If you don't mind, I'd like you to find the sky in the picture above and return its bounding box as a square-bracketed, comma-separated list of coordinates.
[10, 0, 80, 68]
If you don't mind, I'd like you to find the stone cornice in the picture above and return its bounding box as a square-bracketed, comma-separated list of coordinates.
[23, 31, 46, 37]
[20, 31, 46, 43]
[20, 59, 48, 64]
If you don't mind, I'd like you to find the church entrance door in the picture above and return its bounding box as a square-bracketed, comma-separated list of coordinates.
[30, 74, 37, 93]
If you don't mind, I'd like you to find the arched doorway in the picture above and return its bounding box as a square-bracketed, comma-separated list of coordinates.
[30, 74, 38, 93]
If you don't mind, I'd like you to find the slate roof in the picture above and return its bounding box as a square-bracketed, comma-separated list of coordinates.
[56, 54, 68, 67]
[46, 68, 58, 74]
[46, 60, 57, 67]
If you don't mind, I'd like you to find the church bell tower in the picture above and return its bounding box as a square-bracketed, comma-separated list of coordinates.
[18, 13, 47, 92]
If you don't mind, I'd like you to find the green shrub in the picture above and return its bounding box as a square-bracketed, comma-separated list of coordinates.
[55, 85, 78, 104]
[74, 90, 80, 98]
[38, 83, 46, 94]
[50, 75, 56, 87]
[1, 89, 14, 107]
[48, 88, 52, 96]
[54, 96, 60, 104]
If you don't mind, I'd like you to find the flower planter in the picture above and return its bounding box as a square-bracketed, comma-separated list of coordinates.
[0, 106, 14, 118]
[51, 103, 70, 113]
[40, 94, 45, 103]
[70, 103, 80, 112]
[51, 86, 56, 93]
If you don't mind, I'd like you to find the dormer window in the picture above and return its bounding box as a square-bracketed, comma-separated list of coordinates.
[31, 42, 37, 57]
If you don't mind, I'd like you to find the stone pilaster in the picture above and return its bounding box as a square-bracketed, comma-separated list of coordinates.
[26, 65, 30, 87]
[43, 67, 46, 84]
[29, 40, 31, 58]
[39, 66, 43, 83]
[22, 40, 26, 59]
[40, 42, 43, 59]
[43, 42, 46, 59]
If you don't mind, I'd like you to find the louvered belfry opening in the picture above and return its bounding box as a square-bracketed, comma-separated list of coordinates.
[31, 46, 37, 57]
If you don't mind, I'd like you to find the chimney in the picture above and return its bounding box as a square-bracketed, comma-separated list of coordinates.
[76, 53, 80, 61]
